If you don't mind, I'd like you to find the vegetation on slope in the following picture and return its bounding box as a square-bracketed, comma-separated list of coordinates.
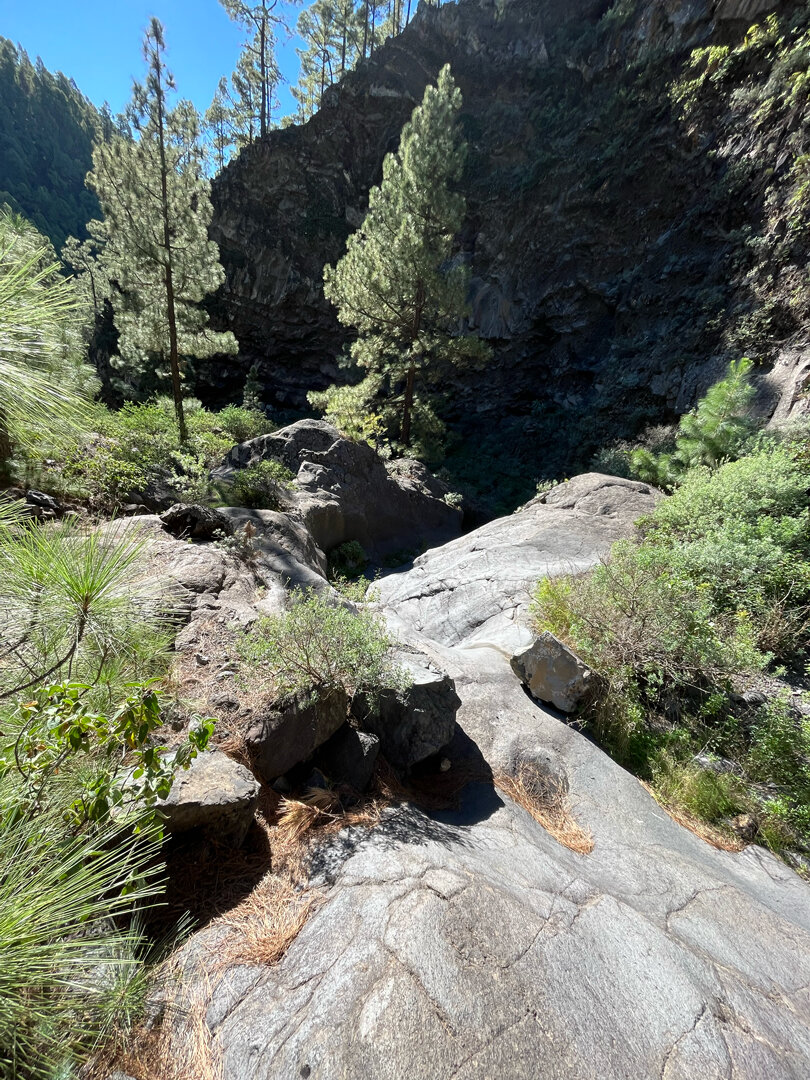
[534, 364, 810, 859]
[0, 38, 106, 250]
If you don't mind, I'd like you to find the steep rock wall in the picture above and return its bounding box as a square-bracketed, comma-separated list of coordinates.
[204, 0, 809, 506]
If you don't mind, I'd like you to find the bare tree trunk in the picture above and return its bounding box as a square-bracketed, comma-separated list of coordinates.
[401, 364, 415, 447]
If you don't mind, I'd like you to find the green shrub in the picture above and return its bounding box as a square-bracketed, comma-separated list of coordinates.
[630, 358, 757, 488]
[328, 540, 369, 581]
[216, 403, 269, 444]
[220, 459, 295, 510]
[30, 397, 276, 511]
[533, 438, 810, 857]
[239, 589, 404, 702]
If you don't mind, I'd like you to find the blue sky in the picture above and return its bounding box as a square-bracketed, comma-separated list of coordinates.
[2, 0, 303, 121]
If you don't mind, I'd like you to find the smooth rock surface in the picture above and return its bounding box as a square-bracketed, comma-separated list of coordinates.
[155, 750, 259, 846]
[214, 419, 461, 557]
[376, 473, 660, 650]
[245, 687, 349, 782]
[153, 470, 810, 1079]
[511, 631, 593, 713]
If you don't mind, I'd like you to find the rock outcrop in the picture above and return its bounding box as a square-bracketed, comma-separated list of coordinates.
[245, 688, 349, 783]
[215, 419, 462, 556]
[352, 650, 461, 771]
[155, 463, 810, 1080]
[375, 473, 660, 651]
[201, 0, 810, 500]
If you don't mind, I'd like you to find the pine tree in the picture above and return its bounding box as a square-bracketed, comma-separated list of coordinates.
[0, 208, 96, 481]
[242, 361, 264, 411]
[293, 0, 340, 119]
[204, 77, 236, 171]
[88, 19, 237, 441]
[219, 0, 283, 138]
[316, 65, 489, 452]
[630, 358, 757, 488]
[61, 221, 110, 322]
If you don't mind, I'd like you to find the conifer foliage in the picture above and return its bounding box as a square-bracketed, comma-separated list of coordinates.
[630, 358, 757, 488]
[88, 19, 237, 441]
[315, 64, 489, 454]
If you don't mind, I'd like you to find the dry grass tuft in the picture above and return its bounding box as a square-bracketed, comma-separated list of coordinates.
[495, 764, 594, 855]
[640, 781, 745, 852]
[101, 975, 223, 1080]
[276, 787, 342, 843]
[218, 872, 320, 967]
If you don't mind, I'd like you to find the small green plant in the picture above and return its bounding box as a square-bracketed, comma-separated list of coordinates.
[221, 459, 295, 510]
[2, 681, 214, 828]
[239, 589, 404, 702]
[328, 540, 369, 580]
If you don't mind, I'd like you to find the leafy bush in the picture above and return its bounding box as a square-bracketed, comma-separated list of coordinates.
[533, 439, 810, 853]
[328, 540, 369, 580]
[2, 681, 213, 828]
[220, 459, 295, 510]
[29, 396, 274, 511]
[239, 589, 403, 702]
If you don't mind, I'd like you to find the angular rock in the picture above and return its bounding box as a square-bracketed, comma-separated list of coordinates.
[24, 489, 62, 518]
[245, 686, 348, 782]
[353, 653, 460, 771]
[213, 420, 461, 557]
[160, 503, 234, 541]
[155, 750, 259, 846]
[315, 725, 380, 793]
[510, 632, 593, 713]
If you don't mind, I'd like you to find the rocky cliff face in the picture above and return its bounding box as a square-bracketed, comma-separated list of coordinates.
[205, 0, 810, 508]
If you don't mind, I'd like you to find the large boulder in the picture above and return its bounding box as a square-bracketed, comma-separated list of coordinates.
[511, 632, 593, 713]
[153, 750, 259, 847]
[213, 419, 462, 557]
[353, 651, 460, 771]
[376, 472, 661, 651]
[245, 687, 349, 782]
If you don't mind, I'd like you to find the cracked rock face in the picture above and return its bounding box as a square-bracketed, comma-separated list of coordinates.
[375, 472, 661, 652]
[215, 419, 462, 557]
[162, 469, 810, 1079]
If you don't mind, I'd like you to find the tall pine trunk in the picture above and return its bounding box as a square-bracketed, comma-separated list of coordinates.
[401, 364, 416, 448]
[154, 38, 187, 443]
[259, 14, 268, 137]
